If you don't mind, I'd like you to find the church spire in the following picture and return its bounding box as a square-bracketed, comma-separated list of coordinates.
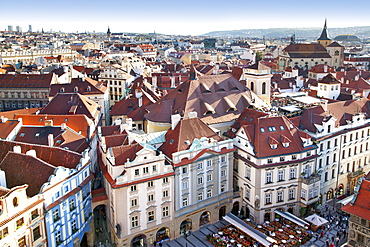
[107, 26, 111, 41]
[318, 18, 330, 41]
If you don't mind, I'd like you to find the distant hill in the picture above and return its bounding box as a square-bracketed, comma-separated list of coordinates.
[202, 26, 370, 39]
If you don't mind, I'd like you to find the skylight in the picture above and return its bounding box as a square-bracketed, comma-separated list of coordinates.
[268, 126, 277, 132]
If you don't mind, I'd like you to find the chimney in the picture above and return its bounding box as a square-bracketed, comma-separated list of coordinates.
[26, 149, 36, 158]
[188, 111, 197, 119]
[170, 75, 175, 88]
[13, 145, 21, 153]
[179, 74, 182, 84]
[61, 123, 67, 130]
[48, 134, 54, 147]
[189, 65, 198, 80]
[138, 96, 143, 107]
[0, 170, 7, 188]
[152, 76, 157, 88]
[341, 77, 344, 83]
[322, 100, 328, 112]
[0, 116, 8, 123]
[171, 114, 181, 130]
[324, 65, 328, 73]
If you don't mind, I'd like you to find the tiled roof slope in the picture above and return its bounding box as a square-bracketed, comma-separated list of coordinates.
[49, 77, 107, 97]
[0, 140, 81, 169]
[144, 74, 258, 125]
[39, 93, 100, 120]
[0, 152, 56, 197]
[0, 73, 54, 88]
[342, 178, 370, 221]
[241, 115, 313, 157]
[159, 117, 223, 158]
[299, 98, 370, 133]
[0, 119, 20, 139]
[111, 143, 143, 166]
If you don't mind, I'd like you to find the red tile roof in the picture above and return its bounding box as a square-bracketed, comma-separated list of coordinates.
[159, 117, 223, 158]
[241, 115, 314, 158]
[111, 143, 143, 166]
[0, 140, 82, 169]
[0, 152, 56, 197]
[0, 119, 20, 139]
[49, 77, 107, 97]
[0, 73, 54, 88]
[342, 178, 370, 221]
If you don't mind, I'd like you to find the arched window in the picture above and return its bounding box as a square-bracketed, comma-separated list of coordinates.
[262, 82, 266, 94]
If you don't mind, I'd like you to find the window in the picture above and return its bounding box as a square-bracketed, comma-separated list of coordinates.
[290, 168, 296, 179]
[332, 169, 335, 179]
[163, 190, 169, 198]
[221, 155, 226, 163]
[268, 126, 276, 132]
[207, 174, 212, 182]
[278, 170, 284, 181]
[182, 197, 188, 207]
[31, 209, 39, 220]
[53, 209, 60, 222]
[18, 236, 26, 247]
[131, 185, 137, 192]
[162, 206, 169, 217]
[148, 211, 155, 222]
[333, 153, 337, 162]
[197, 162, 203, 170]
[134, 169, 139, 176]
[182, 166, 188, 174]
[327, 141, 331, 149]
[260, 127, 265, 133]
[292, 155, 297, 160]
[16, 217, 24, 229]
[182, 181, 188, 190]
[221, 169, 226, 177]
[163, 177, 169, 183]
[0, 227, 8, 240]
[69, 199, 75, 211]
[71, 220, 77, 233]
[326, 156, 330, 166]
[32, 226, 41, 241]
[267, 158, 273, 164]
[245, 188, 250, 200]
[265, 194, 271, 204]
[301, 189, 306, 200]
[148, 194, 154, 202]
[246, 168, 251, 180]
[198, 192, 203, 201]
[55, 231, 62, 245]
[325, 171, 328, 181]
[289, 189, 295, 200]
[131, 216, 139, 228]
[143, 167, 148, 174]
[207, 160, 212, 167]
[334, 138, 338, 146]
[320, 143, 323, 151]
[207, 189, 212, 198]
[319, 158, 322, 168]
[148, 181, 154, 187]
[266, 172, 272, 183]
[221, 184, 226, 192]
[277, 191, 283, 202]
[197, 176, 203, 185]
[131, 199, 138, 207]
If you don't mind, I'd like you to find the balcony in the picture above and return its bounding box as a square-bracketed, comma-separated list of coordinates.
[347, 168, 364, 178]
[299, 173, 320, 185]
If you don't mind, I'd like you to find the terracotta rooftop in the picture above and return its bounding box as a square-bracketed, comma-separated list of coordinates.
[0, 73, 54, 88]
[0, 152, 56, 197]
[159, 117, 223, 158]
[111, 143, 143, 166]
[342, 178, 370, 221]
[49, 77, 107, 97]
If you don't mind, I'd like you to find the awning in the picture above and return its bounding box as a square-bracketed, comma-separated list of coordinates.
[274, 210, 309, 227]
[292, 96, 322, 104]
[336, 194, 354, 206]
[280, 105, 301, 112]
[305, 214, 328, 226]
[223, 213, 276, 247]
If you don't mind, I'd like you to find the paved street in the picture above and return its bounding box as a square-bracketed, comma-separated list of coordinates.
[94, 206, 113, 247]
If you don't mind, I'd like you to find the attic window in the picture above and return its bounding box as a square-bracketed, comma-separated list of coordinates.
[35, 133, 40, 137]
[74, 86, 78, 92]
[227, 108, 236, 112]
[20, 133, 25, 137]
[249, 118, 254, 122]
[169, 139, 174, 144]
[56, 140, 61, 144]
[205, 111, 214, 115]
[270, 144, 278, 149]
[282, 142, 290, 148]
[243, 116, 248, 121]
[217, 88, 225, 92]
[64, 118, 68, 122]
[260, 128, 265, 133]
[178, 89, 183, 93]
[39, 118, 43, 122]
[268, 126, 277, 132]
[279, 125, 285, 130]
[60, 87, 65, 93]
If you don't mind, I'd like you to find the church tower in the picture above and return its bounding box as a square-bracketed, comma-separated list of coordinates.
[107, 26, 111, 41]
[317, 19, 332, 47]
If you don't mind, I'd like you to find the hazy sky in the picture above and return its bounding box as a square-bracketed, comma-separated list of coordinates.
[2, 0, 370, 35]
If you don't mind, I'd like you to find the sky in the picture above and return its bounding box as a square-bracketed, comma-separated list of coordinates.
[2, 0, 370, 36]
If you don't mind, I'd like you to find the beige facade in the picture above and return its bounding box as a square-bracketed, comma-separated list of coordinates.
[0, 185, 46, 247]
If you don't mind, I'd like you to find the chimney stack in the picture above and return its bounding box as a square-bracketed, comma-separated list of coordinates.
[171, 114, 181, 130]
[26, 149, 37, 158]
[48, 134, 54, 147]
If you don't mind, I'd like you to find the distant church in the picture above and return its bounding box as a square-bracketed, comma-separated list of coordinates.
[278, 19, 344, 71]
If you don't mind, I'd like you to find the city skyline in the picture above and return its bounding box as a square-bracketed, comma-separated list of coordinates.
[2, 0, 370, 35]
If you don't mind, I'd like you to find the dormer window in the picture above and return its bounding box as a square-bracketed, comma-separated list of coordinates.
[260, 128, 265, 133]
[270, 144, 278, 149]
[74, 86, 78, 92]
[60, 87, 65, 93]
[87, 86, 91, 92]
[282, 142, 290, 148]
[268, 126, 276, 132]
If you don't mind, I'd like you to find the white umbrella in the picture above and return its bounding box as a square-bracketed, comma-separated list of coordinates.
[305, 214, 329, 226]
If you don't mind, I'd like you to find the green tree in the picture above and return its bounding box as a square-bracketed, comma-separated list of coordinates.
[255, 51, 263, 63]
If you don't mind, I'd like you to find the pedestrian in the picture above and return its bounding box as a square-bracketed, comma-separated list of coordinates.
[321, 231, 325, 238]
[331, 236, 334, 242]
[326, 239, 330, 247]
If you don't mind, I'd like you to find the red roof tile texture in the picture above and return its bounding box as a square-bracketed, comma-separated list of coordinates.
[0, 73, 54, 88]
[342, 178, 370, 221]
